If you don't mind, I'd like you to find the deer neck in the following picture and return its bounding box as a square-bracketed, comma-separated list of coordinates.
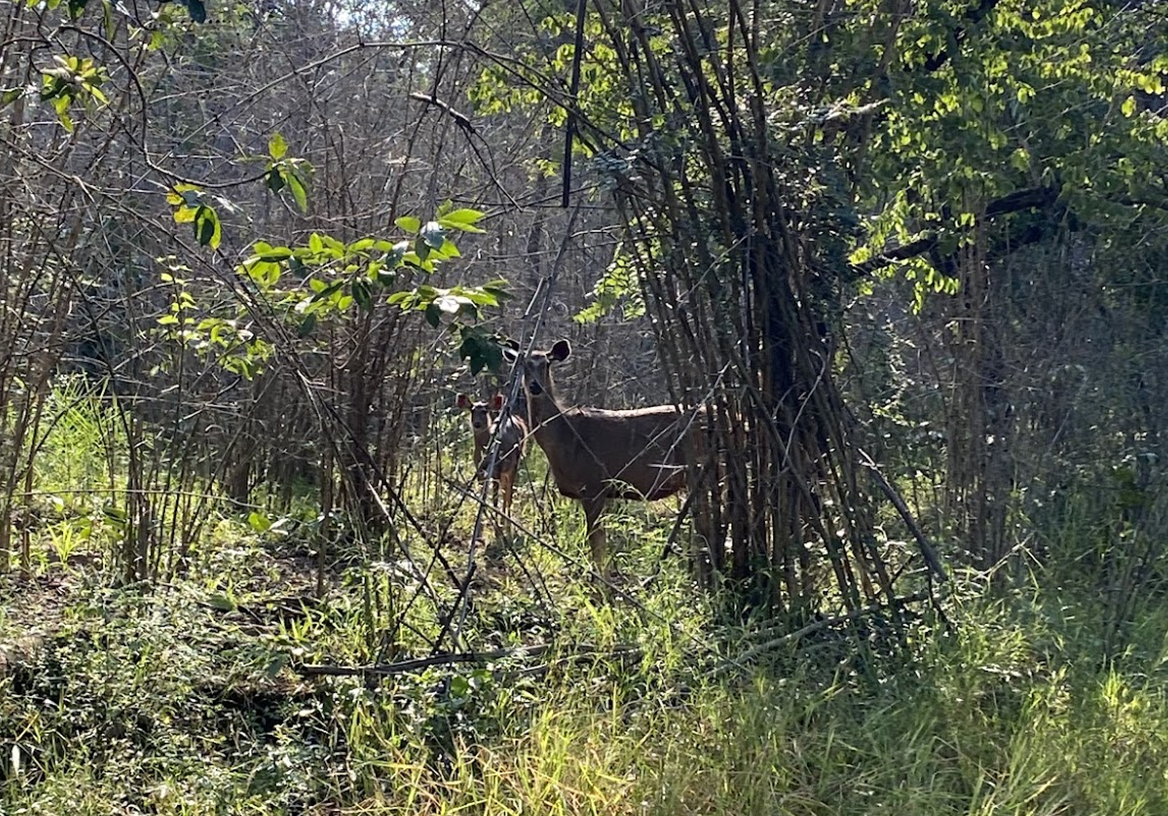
[472, 427, 491, 464]
[527, 388, 569, 444]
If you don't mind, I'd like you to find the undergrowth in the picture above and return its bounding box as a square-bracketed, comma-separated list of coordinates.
[2, 389, 1168, 814]
[3, 555, 1168, 814]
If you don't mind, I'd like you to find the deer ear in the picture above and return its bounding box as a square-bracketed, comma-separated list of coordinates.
[550, 339, 572, 361]
[490, 394, 504, 410]
[455, 393, 471, 409]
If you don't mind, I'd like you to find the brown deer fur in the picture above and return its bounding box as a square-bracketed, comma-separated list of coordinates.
[506, 339, 704, 575]
[455, 393, 528, 524]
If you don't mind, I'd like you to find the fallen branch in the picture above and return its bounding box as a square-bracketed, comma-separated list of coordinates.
[296, 642, 641, 679]
[858, 448, 948, 582]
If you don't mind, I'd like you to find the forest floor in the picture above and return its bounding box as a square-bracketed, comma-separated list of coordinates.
[2, 509, 1168, 816]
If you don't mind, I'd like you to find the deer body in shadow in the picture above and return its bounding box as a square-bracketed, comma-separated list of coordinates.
[456, 393, 528, 526]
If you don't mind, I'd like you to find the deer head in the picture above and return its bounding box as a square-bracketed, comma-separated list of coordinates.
[504, 338, 571, 403]
[455, 392, 502, 432]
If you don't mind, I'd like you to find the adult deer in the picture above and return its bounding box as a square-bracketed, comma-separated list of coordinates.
[455, 393, 528, 525]
[504, 339, 705, 577]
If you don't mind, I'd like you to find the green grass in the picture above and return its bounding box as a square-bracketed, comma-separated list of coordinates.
[4, 546, 1168, 814]
[3, 390, 1168, 814]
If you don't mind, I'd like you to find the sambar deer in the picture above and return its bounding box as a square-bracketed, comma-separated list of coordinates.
[504, 339, 705, 577]
[455, 393, 528, 525]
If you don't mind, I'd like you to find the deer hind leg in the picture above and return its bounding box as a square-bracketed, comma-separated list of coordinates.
[582, 497, 610, 578]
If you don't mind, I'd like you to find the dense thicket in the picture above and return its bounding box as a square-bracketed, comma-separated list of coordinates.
[4, 0, 1168, 811]
[1, 0, 1166, 638]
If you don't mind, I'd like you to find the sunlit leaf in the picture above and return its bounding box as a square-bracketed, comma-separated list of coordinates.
[395, 215, 422, 234]
[248, 511, 272, 533]
[194, 205, 221, 250]
[269, 133, 288, 160]
[438, 208, 487, 233]
[287, 171, 308, 213]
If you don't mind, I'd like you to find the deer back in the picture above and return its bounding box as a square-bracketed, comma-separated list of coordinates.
[532, 404, 699, 501]
[491, 412, 528, 475]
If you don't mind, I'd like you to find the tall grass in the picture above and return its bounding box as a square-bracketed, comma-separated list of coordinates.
[3, 556, 1168, 814]
[3, 384, 1168, 814]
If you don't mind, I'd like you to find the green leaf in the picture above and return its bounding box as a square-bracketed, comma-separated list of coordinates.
[440, 207, 484, 225]
[415, 237, 431, 262]
[256, 247, 293, 262]
[449, 674, 470, 697]
[269, 133, 288, 160]
[0, 87, 24, 107]
[309, 281, 344, 303]
[424, 303, 441, 327]
[401, 251, 434, 272]
[395, 215, 422, 233]
[457, 326, 499, 375]
[420, 221, 446, 249]
[67, 0, 88, 20]
[167, 183, 203, 207]
[389, 241, 408, 265]
[266, 167, 285, 193]
[51, 96, 74, 132]
[193, 205, 221, 250]
[181, 0, 206, 23]
[207, 592, 237, 612]
[244, 260, 280, 288]
[438, 208, 487, 233]
[286, 171, 309, 213]
[298, 313, 317, 337]
[352, 280, 372, 310]
[248, 511, 272, 533]
[1121, 95, 1136, 118]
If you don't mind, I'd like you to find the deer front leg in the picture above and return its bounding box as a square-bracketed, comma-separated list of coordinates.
[488, 476, 502, 539]
[582, 497, 610, 578]
[500, 470, 514, 532]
